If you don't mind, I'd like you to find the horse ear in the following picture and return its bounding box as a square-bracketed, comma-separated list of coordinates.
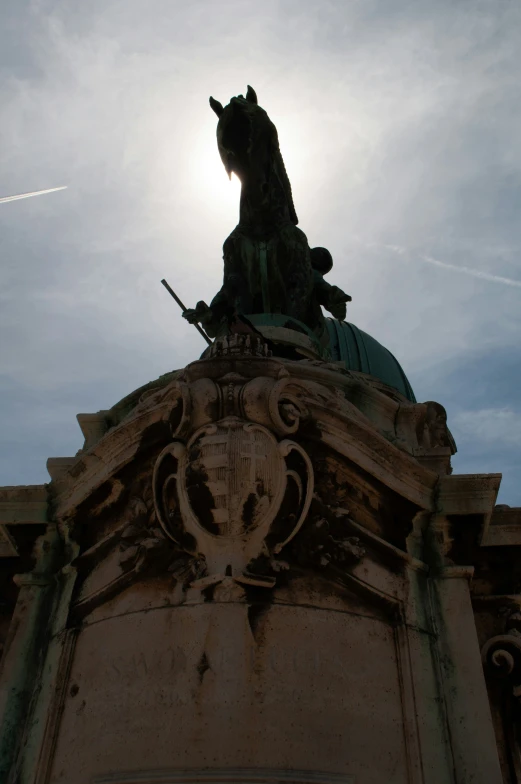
[209, 96, 224, 117]
[246, 85, 258, 104]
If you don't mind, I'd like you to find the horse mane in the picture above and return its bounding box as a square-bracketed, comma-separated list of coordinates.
[273, 139, 298, 226]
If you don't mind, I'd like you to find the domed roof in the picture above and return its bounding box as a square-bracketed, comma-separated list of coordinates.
[326, 318, 416, 402]
[242, 313, 416, 402]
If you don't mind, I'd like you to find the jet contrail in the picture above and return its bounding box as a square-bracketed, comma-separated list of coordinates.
[419, 253, 521, 288]
[373, 241, 521, 289]
[0, 186, 67, 204]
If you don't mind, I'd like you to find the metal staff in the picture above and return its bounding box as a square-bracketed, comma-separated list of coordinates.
[161, 279, 212, 345]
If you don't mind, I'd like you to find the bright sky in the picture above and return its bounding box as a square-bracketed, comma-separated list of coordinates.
[1, 0, 520, 504]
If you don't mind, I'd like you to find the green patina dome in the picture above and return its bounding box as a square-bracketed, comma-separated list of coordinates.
[326, 318, 416, 402]
[246, 313, 416, 403]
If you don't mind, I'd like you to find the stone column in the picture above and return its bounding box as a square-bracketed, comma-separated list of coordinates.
[402, 560, 456, 784]
[18, 529, 80, 784]
[0, 526, 61, 783]
[426, 511, 503, 784]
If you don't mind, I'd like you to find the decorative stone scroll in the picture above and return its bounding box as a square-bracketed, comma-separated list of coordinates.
[482, 610, 521, 699]
[482, 633, 521, 692]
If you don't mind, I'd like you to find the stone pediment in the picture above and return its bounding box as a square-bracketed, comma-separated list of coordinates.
[53, 351, 442, 523]
[38, 345, 502, 620]
[42, 346, 443, 624]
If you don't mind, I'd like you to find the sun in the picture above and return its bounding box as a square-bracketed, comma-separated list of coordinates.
[190, 128, 241, 220]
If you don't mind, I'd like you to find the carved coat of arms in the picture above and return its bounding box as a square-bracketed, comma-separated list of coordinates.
[153, 416, 313, 584]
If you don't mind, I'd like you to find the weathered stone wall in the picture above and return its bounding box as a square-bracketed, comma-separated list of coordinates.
[50, 585, 407, 782]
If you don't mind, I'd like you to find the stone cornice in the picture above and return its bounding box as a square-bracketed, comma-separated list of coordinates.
[0, 485, 49, 557]
[316, 420, 437, 509]
[436, 474, 502, 544]
[481, 506, 521, 547]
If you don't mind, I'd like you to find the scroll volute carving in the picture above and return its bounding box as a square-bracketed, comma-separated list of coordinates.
[241, 375, 308, 437]
[482, 611, 521, 697]
[166, 382, 192, 439]
[481, 610, 521, 783]
[151, 441, 198, 557]
[153, 417, 314, 583]
[163, 373, 310, 444]
[482, 634, 521, 691]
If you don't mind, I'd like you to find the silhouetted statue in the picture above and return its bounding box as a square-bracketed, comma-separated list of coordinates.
[184, 86, 350, 344]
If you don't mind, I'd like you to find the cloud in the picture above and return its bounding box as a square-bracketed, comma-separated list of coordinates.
[452, 408, 521, 448]
[1, 0, 520, 501]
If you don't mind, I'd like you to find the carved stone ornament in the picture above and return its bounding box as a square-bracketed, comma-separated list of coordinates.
[290, 515, 365, 571]
[119, 496, 164, 573]
[153, 415, 313, 588]
[482, 611, 521, 698]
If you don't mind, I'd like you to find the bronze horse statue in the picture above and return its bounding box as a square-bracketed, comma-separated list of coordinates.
[184, 86, 350, 346]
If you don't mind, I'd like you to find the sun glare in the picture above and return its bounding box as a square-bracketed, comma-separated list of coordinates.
[190, 129, 241, 221]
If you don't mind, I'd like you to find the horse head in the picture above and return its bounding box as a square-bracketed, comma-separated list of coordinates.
[209, 86, 298, 225]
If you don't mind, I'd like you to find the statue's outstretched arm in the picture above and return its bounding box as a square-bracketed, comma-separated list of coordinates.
[313, 271, 352, 322]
